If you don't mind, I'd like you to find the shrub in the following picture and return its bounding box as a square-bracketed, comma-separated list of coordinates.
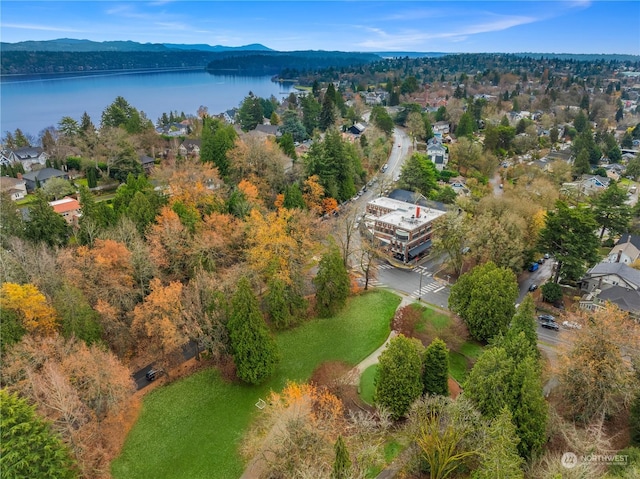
[541, 282, 563, 303]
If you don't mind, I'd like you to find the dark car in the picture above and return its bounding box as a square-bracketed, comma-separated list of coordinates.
[537, 258, 545, 264]
[145, 368, 162, 381]
[540, 319, 559, 331]
[528, 283, 538, 292]
[538, 314, 555, 322]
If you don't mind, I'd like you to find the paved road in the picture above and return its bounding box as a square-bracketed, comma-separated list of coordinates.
[370, 257, 451, 308]
[132, 340, 201, 390]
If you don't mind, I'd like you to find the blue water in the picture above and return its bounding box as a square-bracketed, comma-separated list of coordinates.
[0, 69, 294, 138]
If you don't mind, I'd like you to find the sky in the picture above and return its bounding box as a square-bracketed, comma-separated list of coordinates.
[1, 1, 639, 55]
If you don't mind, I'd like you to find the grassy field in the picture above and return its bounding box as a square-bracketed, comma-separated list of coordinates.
[359, 364, 377, 405]
[111, 290, 400, 479]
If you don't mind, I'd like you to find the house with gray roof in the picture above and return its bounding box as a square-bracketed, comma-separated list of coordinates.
[580, 262, 640, 293]
[22, 168, 68, 192]
[0, 176, 27, 200]
[426, 138, 448, 171]
[606, 235, 640, 265]
[580, 286, 640, 317]
[5, 147, 49, 172]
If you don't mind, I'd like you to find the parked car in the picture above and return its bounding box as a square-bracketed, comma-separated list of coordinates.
[544, 253, 550, 259]
[145, 368, 163, 381]
[540, 319, 559, 331]
[537, 258, 545, 264]
[529, 262, 539, 272]
[528, 283, 538, 292]
[537, 314, 556, 322]
[562, 320, 582, 330]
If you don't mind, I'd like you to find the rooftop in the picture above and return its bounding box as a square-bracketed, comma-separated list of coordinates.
[49, 196, 80, 214]
[369, 197, 445, 229]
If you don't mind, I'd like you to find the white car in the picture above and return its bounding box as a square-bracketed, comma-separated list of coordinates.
[562, 321, 582, 330]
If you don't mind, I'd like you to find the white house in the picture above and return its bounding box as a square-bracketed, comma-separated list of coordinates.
[426, 138, 448, 171]
[4, 147, 49, 172]
[0, 176, 27, 201]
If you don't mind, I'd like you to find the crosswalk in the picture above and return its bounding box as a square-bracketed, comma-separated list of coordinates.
[378, 263, 394, 270]
[356, 277, 385, 287]
[410, 281, 445, 298]
[414, 266, 432, 277]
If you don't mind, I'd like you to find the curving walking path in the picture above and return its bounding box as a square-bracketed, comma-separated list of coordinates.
[240, 293, 415, 479]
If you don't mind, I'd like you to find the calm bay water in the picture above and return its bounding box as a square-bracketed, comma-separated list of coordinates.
[0, 69, 294, 138]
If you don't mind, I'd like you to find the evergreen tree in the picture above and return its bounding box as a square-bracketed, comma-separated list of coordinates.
[319, 83, 338, 131]
[502, 294, 538, 361]
[510, 355, 548, 459]
[370, 105, 394, 136]
[423, 338, 449, 396]
[538, 201, 600, 283]
[265, 277, 305, 330]
[237, 93, 264, 131]
[374, 334, 424, 420]
[283, 183, 305, 209]
[464, 347, 516, 418]
[474, 407, 524, 479]
[0, 191, 24, 247]
[0, 389, 78, 479]
[200, 117, 236, 178]
[331, 435, 352, 479]
[591, 181, 631, 239]
[277, 132, 297, 160]
[86, 166, 98, 188]
[24, 192, 68, 247]
[279, 110, 308, 143]
[455, 112, 476, 137]
[398, 153, 438, 198]
[301, 94, 321, 136]
[572, 149, 591, 176]
[466, 347, 548, 461]
[313, 244, 350, 317]
[448, 262, 519, 342]
[14, 128, 31, 147]
[227, 277, 279, 384]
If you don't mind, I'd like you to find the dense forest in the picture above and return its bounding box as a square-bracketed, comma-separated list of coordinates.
[1, 49, 381, 75]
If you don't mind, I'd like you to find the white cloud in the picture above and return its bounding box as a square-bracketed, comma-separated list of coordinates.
[0, 22, 88, 34]
[354, 12, 541, 50]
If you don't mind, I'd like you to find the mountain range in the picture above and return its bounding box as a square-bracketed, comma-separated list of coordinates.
[0, 38, 275, 53]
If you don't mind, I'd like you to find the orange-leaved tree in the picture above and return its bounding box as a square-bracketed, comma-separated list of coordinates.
[1, 282, 59, 335]
[132, 278, 186, 361]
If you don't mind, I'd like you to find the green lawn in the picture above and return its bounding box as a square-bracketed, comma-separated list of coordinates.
[359, 364, 377, 405]
[15, 195, 37, 206]
[111, 290, 400, 479]
[449, 351, 469, 384]
[459, 341, 483, 360]
[413, 304, 451, 333]
[449, 341, 484, 383]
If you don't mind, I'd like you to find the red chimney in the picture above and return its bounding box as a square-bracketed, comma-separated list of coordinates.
[416, 206, 421, 218]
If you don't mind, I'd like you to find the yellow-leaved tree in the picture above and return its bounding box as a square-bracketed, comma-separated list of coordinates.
[1, 282, 59, 335]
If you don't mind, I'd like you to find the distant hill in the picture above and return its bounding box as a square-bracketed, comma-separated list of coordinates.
[0, 38, 273, 53]
[1, 46, 380, 76]
[512, 52, 640, 62]
[373, 52, 451, 59]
